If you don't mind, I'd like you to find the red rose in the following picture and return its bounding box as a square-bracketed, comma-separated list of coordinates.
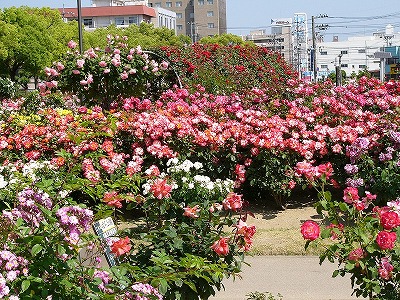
[300, 220, 320, 241]
[380, 211, 400, 230]
[211, 237, 229, 256]
[111, 237, 131, 257]
[376, 231, 397, 250]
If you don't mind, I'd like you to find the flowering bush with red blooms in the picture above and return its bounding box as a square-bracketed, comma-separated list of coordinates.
[158, 43, 296, 95]
[299, 162, 400, 299]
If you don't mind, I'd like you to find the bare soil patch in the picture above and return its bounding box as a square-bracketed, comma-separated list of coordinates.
[245, 193, 324, 255]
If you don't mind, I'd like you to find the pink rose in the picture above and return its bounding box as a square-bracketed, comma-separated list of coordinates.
[211, 237, 229, 256]
[380, 211, 400, 230]
[300, 220, 320, 241]
[99, 61, 107, 67]
[343, 187, 359, 204]
[378, 257, 394, 280]
[76, 59, 85, 69]
[222, 192, 243, 212]
[67, 40, 77, 49]
[183, 205, 200, 218]
[376, 231, 397, 250]
[348, 248, 365, 264]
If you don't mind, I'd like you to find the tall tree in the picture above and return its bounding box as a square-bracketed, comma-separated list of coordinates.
[0, 7, 75, 85]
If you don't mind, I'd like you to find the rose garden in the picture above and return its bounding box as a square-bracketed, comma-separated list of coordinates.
[0, 29, 400, 300]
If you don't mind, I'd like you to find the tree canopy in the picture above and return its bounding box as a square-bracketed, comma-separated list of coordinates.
[0, 6, 76, 84]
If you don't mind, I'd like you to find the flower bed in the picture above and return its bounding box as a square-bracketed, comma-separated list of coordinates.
[1, 35, 400, 299]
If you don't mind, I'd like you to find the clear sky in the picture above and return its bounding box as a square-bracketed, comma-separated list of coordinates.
[1, 0, 400, 40]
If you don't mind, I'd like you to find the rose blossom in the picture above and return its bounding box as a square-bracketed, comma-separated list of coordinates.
[211, 237, 229, 256]
[348, 248, 365, 264]
[380, 211, 400, 230]
[300, 220, 320, 241]
[183, 205, 200, 218]
[222, 192, 243, 211]
[378, 257, 394, 280]
[376, 231, 397, 250]
[111, 237, 131, 257]
[343, 187, 359, 204]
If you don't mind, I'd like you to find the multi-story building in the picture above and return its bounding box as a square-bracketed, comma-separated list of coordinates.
[245, 18, 293, 62]
[315, 29, 400, 80]
[147, 0, 227, 41]
[60, 0, 176, 33]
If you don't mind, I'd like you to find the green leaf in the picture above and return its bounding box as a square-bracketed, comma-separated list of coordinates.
[21, 279, 30, 292]
[158, 278, 169, 295]
[31, 244, 43, 257]
[184, 280, 198, 292]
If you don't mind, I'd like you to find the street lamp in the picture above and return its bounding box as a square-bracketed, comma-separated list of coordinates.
[77, 0, 83, 54]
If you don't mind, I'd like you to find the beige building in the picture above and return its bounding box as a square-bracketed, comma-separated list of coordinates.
[246, 19, 293, 63]
[147, 0, 227, 41]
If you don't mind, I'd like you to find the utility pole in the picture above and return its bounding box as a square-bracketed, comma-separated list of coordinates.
[188, 22, 196, 44]
[77, 0, 83, 53]
[311, 14, 328, 82]
[312, 16, 317, 82]
[336, 54, 343, 86]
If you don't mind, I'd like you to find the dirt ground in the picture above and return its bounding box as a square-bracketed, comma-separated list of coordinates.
[245, 196, 324, 255]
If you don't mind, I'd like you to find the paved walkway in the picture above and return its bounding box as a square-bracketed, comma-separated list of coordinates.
[211, 256, 365, 300]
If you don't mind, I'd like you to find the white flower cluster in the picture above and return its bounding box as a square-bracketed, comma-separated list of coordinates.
[167, 159, 233, 193]
[0, 164, 18, 189]
[166, 158, 203, 173]
[22, 160, 52, 182]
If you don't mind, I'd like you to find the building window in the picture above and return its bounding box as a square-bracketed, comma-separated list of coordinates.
[341, 64, 348, 68]
[176, 13, 183, 19]
[115, 17, 125, 26]
[83, 18, 93, 28]
[189, 0, 193, 5]
[358, 49, 366, 53]
[189, 12, 194, 19]
[177, 24, 183, 30]
[207, 23, 215, 28]
[207, 11, 214, 17]
[321, 64, 328, 69]
[148, 2, 153, 7]
[198, 0, 204, 5]
[154, 2, 161, 7]
[359, 65, 367, 69]
[176, 1, 182, 6]
[207, 0, 213, 4]
[129, 16, 139, 25]
[166, 2, 172, 7]
[320, 51, 328, 55]
[340, 50, 348, 55]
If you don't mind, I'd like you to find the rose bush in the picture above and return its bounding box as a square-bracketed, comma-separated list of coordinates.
[299, 161, 400, 299]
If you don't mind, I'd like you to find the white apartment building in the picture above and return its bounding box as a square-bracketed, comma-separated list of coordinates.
[315, 28, 400, 80]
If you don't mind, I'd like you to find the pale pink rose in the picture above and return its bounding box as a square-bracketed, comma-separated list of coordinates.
[99, 61, 107, 67]
[111, 58, 120, 67]
[80, 80, 88, 86]
[120, 71, 128, 80]
[127, 54, 133, 61]
[67, 40, 77, 49]
[129, 69, 137, 75]
[72, 69, 80, 75]
[56, 62, 65, 71]
[87, 74, 93, 84]
[76, 59, 85, 68]
[104, 68, 111, 74]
